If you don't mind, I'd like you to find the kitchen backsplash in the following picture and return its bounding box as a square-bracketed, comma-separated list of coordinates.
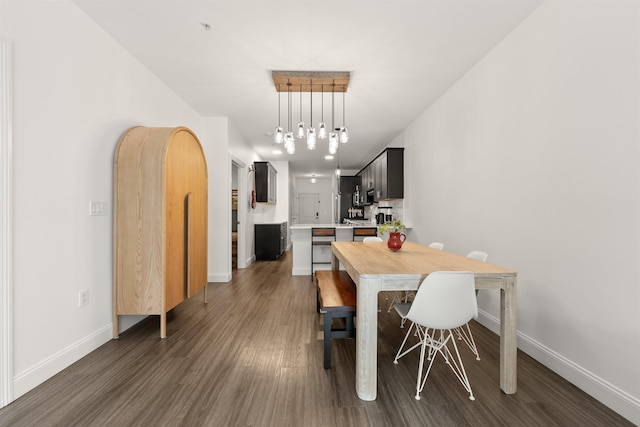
[367, 199, 404, 223]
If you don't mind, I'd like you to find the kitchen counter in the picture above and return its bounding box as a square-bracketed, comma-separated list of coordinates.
[290, 222, 376, 229]
[290, 222, 411, 276]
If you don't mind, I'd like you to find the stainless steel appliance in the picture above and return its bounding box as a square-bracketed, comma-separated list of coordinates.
[376, 212, 385, 224]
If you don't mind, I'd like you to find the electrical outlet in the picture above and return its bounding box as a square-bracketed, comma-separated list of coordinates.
[89, 201, 108, 216]
[78, 289, 89, 307]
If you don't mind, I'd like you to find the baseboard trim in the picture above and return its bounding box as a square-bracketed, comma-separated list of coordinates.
[476, 310, 639, 425]
[13, 324, 112, 400]
[292, 267, 311, 276]
[208, 273, 231, 283]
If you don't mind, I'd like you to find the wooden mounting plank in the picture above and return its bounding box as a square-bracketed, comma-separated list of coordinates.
[272, 70, 350, 92]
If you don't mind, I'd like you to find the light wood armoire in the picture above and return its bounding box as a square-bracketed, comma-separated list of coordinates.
[113, 126, 208, 338]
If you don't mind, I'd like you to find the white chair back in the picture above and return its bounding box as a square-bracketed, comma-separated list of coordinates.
[406, 271, 477, 330]
[466, 250, 488, 262]
[428, 242, 444, 250]
[362, 236, 383, 242]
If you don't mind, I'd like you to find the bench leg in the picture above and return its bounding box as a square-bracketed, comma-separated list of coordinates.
[324, 312, 333, 369]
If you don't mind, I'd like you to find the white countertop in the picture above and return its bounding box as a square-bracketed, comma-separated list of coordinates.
[290, 223, 410, 230]
[290, 223, 371, 229]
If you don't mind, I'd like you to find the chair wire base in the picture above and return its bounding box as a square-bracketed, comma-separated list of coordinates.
[454, 322, 481, 360]
[394, 323, 475, 401]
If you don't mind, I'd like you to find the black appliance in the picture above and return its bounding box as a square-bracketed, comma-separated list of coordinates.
[378, 206, 393, 223]
[366, 189, 375, 205]
[376, 212, 385, 224]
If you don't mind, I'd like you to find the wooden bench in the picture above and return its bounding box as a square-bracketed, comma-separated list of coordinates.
[315, 270, 357, 369]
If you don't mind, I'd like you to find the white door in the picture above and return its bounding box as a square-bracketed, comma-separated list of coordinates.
[299, 193, 319, 224]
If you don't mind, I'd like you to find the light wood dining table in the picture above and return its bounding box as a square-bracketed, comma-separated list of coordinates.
[331, 240, 518, 401]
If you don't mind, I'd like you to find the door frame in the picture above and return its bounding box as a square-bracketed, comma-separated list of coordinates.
[230, 155, 247, 270]
[0, 40, 13, 407]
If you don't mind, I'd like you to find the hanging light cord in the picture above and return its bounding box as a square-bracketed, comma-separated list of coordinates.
[321, 84, 324, 122]
[342, 90, 346, 127]
[310, 79, 313, 125]
[331, 81, 335, 130]
[287, 80, 291, 131]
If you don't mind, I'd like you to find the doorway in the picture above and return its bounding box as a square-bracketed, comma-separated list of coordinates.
[299, 193, 320, 224]
[231, 163, 238, 270]
[230, 156, 246, 272]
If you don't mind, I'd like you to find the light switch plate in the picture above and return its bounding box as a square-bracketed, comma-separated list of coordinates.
[89, 201, 108, 216]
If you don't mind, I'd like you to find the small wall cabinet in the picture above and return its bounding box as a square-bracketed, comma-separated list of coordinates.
[254, 161, 277, 204]
[113, 126, 208, 338]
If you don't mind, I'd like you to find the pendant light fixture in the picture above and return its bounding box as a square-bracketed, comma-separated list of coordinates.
[318, 84, 327, 140]
[306, 79, 316, 150]
[284, 80, 295, 154]
[271, 71, 350, 155]
[339, 90, 349, 143]
[328, 82, 339, 155]
[296, 84, 305, 139]
[274, 88, 284, 144]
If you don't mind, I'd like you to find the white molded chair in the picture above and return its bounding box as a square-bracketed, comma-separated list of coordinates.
[393, 271, 477, 401]
[467, 250, 488, 263]
[453, 250, 488, 360]
[362, 236, 383, 242]
[388, 242, 445, 314]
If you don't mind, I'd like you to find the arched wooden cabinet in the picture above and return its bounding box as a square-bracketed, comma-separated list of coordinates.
[113, 126, 208, 338]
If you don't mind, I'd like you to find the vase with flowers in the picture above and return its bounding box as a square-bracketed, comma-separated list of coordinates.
[379, 219, 406, 251]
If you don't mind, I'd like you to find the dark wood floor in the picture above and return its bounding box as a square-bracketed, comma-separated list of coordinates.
[0, 251, 633, 426]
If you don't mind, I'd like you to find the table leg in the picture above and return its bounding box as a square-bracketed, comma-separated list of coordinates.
[355, 276, 379, 401]
[500, 275, 517, 394]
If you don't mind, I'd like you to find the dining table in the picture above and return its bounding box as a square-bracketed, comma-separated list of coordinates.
[331, 240, 518, 401]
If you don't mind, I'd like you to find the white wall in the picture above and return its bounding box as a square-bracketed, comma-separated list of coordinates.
[295, 177, 334, 224]
[1, 0, 209, 399]
[397, 0, 639, 422]
[201, 116, 233, 282]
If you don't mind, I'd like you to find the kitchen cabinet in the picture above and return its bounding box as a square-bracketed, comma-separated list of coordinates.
[254, 161, 277, 204]
[113, 126, 208, 338]
[383, 148, 404, 199]
[378, 151, 387, 200]
[357, 147, 404, 201]
[255, 222, 287, 260]
[360, 164, 369, 191]
[374, 156, 383, 201]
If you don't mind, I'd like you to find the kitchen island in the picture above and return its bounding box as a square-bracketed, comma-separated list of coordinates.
[290, 223, 371, 276]
[290, 223, 411, 276]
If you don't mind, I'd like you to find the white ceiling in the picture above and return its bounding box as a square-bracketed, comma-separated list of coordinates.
[72, 0, 543, 178]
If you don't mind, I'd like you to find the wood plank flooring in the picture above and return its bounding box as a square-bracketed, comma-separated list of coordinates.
[0, 251, 633, 426]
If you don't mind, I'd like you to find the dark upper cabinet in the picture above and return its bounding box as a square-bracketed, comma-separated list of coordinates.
[254, 161, 277, 204]
[357, 148, 404, 201]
